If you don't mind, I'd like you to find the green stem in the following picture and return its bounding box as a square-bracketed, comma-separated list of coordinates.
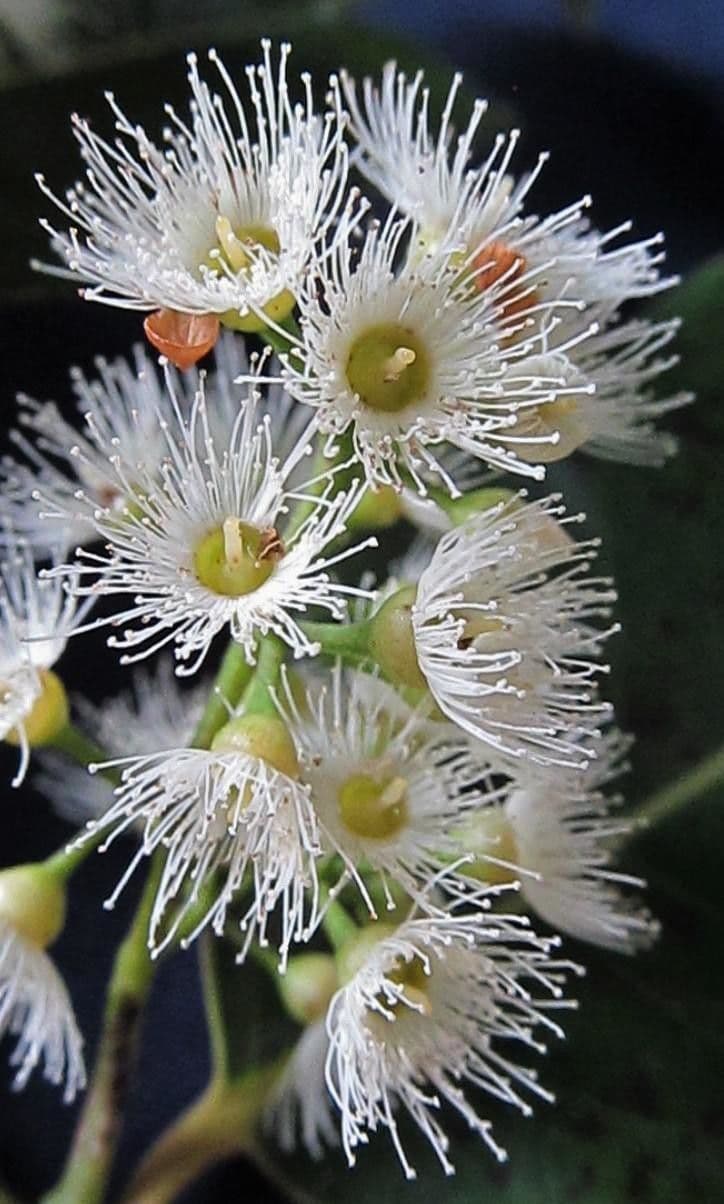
[50, 723, 120, 784]
[322, 895, 358, 951]
[191, 642, 254, 750]
[43, 856, 163, 1204]
[239, 634, 285, 717]
[631, 742, 724, 833]
[300, 618, 372, 661]
[119, 1068, 283, 1204]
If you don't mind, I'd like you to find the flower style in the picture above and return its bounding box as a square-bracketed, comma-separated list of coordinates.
[408, 493, 617, 767]
[277, 665, 500, 911]
[460, 727, 660, 953]
[0, 920, 85, 1102]
[36, 43, 349, 342]
[84, 741, 320, 963]
[35, 657, 208, 825]
[47, 371, 371, 673]
[1, 537, 85, 784]
[283, 207, 592, 492]
[325, 906, 577, 1177]
[340, 64, 683, 466]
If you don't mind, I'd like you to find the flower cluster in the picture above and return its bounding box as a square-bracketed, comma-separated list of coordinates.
[1, 41, 683, 1184]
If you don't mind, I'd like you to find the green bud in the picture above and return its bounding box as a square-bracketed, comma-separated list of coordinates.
[369, 587, 427, 691]
[211, 713, 300, 780]
[278, 953, 339, 1025]
[0, 863, 66, 950]
[348, 484, 403, 531]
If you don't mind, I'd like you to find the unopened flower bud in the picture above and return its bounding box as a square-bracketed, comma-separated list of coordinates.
[348, 484, 403, 531]
[369, 587, 426, 691]
[211, 713, 300, 780]
[0, 863, 66, 950]
[278, 953, 339, 1025]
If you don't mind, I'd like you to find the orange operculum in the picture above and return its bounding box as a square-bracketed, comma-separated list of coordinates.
[472, 240, 536, 324]
[143, 309, 220, 370]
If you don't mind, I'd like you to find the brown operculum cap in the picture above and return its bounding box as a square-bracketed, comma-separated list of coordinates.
[143, 309, 220, 369]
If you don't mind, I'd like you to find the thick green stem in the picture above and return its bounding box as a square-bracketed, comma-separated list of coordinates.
[120, 1068, 282, 1204]
[630, 741, 724, 833]
[43, 857, 163, 1204]
[239, 634, 285, 717]
[191, 642, 254, 750]
[301, 618, 372, 661]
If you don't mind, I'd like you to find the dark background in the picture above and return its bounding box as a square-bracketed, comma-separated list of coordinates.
[1, 2, 723, 1201]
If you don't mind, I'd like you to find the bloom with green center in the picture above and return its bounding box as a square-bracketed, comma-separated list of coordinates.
[1, 537, 87, 786]
[282, 209, 591, 492]
[35, 43, 350, 334]
[45, 368, 373, 674]
[409, 493, 618, 768]
[324, 905, 578, 1177]
[459, 725, 660, 953]
[276, 664, 499, 913]
[83, 735, 320, 966]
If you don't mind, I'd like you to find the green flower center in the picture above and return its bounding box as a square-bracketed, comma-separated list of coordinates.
[211, 218, 281, 273]
[207, 217, 295, 333]
[338, 772, 409, 839]
[345, 323, 431, 414]
[193, 519, 282, 597]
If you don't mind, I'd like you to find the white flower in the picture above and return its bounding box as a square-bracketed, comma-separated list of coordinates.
[266, 1020, 336, 1160]
[1, 345, 183, 556]
[557, 318, 691, 466]
[47, 371, 371, 673]
[342, 64, 674, 318]
[36, 43, 349, 329]
[411, 494, 617, 768]
[84, 746, 320, 963]
[283, 208, 590, 492]
[1, 538, 86, 784]
[325, 906, 577, 1177]
[277, 665, 499, 911]
[340, 65, 683, 467]
[35, 657, 208, 825]
[0, 920, 85, 1101]
[466, 728, 659, 953]
[0, 333, 308, 559]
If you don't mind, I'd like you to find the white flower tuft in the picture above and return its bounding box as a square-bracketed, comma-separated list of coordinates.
[36, 44, 350, 325]
[325, 905, 578, 1177]
[412, 493, 617, 768]
[0, 920, 85, 1102]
